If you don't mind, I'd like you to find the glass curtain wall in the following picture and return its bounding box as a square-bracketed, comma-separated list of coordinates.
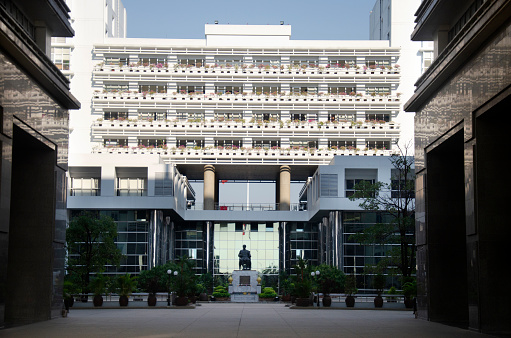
[213, 222, 279, 276]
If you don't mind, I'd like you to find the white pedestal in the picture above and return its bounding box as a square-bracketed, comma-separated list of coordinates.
[228, 270, 261, 303]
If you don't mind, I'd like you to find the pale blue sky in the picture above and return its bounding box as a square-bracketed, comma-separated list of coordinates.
[121, 0, 379, 40]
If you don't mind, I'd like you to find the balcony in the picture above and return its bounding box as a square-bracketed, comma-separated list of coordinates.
[93, 63, 401, 76]
[92, 145, 395, 166]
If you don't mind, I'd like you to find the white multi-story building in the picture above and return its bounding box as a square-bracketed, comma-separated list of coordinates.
[57, 0, 426, 287]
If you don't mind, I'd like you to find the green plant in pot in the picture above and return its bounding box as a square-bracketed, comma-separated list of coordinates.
[344, 274, 358, 307]
[316, 264, 345, 307]
[279, 272, 293, 302]
[90, 273, 107, 307]
[172, 255, 195, 306]
[212, 285, 230, 300]
[373, 273, 385, 308]
[402, 278, 416, 309]
[117, 273, 137, 306]
[293, 257, 312, 307]
[146, 276, 159, 306]
[259, 287, 277, 300]
[63, 277, 80, 311]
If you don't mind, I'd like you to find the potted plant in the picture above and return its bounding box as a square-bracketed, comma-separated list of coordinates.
[344, 274, 357, 307]
[146, 276, 159, 306]
[117, 273, 137, 306]
[63, 278, 78, 312]
[90, 273, 107, 307]
[280, 274, 293, 302]
[259, 287, 278, 301]
[293, 257, 312, 307]
[373, 273, 385, 308]
[402, 279, 416, 309]
[316, 264, 344, 307]
[212, 285, 230, 301]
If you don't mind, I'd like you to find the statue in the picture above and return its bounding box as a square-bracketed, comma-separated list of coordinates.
[238, 244, 251, 270]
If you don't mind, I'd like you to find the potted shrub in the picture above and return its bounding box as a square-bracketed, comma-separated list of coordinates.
[63, 278, 78, 312]
[172, 255, 196, 306]
[280, 275, 293, 302]
[387, 286, 397, 302]
[344, 274, 357, 307]
[90, 273, 107, 307]
[259, 287, 277, 301]
[316, 264, 345, 307]
[293, 257, 312, 307]
[212, 285, 230, 301]
[146, 276, 159, 306]
[117, 273, 137, 306]
[402, 279, 417, 309]
[373, 273, 385, 308]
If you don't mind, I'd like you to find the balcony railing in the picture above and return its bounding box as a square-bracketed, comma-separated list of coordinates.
[93, 63, 401, 75]
[187, 203, 305, 211]
[92, 91, 401, 103]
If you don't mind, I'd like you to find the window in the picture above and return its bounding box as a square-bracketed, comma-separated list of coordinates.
[328, 86, 356, 95]
[365, 113, 390, 122]
[138, 111, 167, 121]
[252, 112, 279, 122]
[139, 57, 167, 66]
[178, 58, 204, 67]
[366, 140, 390, 150]
[366, 86, 391, 95]
[320, 174, 338, 197]
[177, 85, 204, 94]
[422, 51, 433, 73]
[346, 179, 375, 197]
[51, 47, 70, 70]
[328, 140, 355, 149]
[138, 139, 166, 147]
[291, 86, 318, 95]
[155, 172, 173, 196]
[252, 140, 280, 148]
[176, 139, 203, 148]
[290, 140, 317, 149]
[104, 138, 127, 147]
[70, 178, 100, 196]
[253, 86, 280, 95]
[105, 56, 129, 66]
[292, 59, 318, 68]
[104, 111, 128, 120]
[365, 59, 390, 68]
[252, 59, 280, 67]
[104, 83, 129, 92]
[328, 59, 355, 68]
[214, 111, 242, 121]
[215, 85, 242, 94]
[138, 84, 166, 94]
[215, 58, 243, 67]
[117, 178, 146, 196]
[292, 113, 307, 121]
[177, 111, 204, 121]
[391, 169, 415, 198]
[214, 140, 241, 149]
[328, 113, 354, 122]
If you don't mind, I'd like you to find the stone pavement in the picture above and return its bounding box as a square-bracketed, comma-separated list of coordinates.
[0, 303, 492, 337]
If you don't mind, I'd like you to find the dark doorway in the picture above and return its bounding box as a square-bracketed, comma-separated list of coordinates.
[425, 129, 468, 328]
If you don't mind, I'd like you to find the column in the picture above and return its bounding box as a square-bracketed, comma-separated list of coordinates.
[203, 165, 216, 210]
[279, 166, 291, 211]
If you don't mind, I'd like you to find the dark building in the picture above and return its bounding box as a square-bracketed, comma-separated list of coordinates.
[0, 0, 79, 327]
[405, 0, 510, 335]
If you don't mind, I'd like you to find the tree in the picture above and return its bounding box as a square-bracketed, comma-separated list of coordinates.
[348, 144, 415, 280]
[66, 213, 123, 294]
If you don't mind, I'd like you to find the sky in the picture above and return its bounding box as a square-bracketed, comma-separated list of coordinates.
[121, 0, 379, 40]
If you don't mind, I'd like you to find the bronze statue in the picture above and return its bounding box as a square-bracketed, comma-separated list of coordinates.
[238, 244, 251, 270]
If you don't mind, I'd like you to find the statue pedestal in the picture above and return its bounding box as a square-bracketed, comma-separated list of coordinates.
[228, 270, 261, 303]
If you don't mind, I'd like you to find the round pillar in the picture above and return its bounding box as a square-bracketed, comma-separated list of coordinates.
[204, 165, 216, 210]
[279, 165, 291, 211]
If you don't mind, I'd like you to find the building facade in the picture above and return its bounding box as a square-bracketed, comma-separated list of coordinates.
[405, 0, 511, 335]
[0, 0, 80, 327]
[59, 0, 424, 292]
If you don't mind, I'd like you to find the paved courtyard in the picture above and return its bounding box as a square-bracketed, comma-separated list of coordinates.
[0, 303, 491, 337]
